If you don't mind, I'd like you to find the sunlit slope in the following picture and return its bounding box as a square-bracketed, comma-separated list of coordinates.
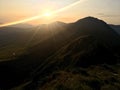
[0, 23, 67, 60]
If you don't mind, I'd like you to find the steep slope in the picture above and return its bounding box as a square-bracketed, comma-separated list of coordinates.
[69, 17, 120, 47]
[26, 16, 120, 67]
[32, 35, 119, 79]
[24, 17, 120, 89]
[23, 17, 120, 90]
[25, 35, 120, 90]
[28, 17, 120, 60]
[0, 17, 120, 89]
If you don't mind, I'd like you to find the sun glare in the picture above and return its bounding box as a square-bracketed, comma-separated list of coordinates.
[44, 12, 52, 17]
[0, 0, 85, 27]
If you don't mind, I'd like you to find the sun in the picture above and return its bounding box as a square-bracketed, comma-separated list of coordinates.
[44, 12, 52, 17]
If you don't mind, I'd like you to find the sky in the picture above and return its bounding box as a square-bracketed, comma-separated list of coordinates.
[0, 0, 120, 26]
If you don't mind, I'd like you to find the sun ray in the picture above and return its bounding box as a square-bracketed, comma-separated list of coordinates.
[0, 0, 86, 27]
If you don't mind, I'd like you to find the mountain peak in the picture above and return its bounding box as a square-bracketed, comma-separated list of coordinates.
[70, 16, 120, 47]
[76, 16, 106, 25]
[49, 21, 66, 26]
[82, 16, 98, 20]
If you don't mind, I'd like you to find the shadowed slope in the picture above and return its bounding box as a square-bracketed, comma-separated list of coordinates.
[0, 17, 120, 89]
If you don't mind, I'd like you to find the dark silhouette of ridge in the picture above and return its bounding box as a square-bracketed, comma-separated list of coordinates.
[69, 16, 120, 47]
[0, 16, 120, 89]
[50, 21, 66, 25]
[24, 17, 120, 89]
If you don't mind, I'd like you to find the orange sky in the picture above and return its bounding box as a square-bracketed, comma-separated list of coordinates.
[0, 0, 120, 26]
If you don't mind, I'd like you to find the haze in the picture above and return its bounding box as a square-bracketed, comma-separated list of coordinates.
[0, 0, 120, 25]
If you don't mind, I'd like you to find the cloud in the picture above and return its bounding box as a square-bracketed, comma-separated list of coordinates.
[97, 13, 120, 18]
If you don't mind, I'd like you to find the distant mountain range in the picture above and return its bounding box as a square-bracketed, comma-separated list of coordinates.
[11, 23, 34, 28]
[110, 24, 120, 34]
[0, 16, 120, 89]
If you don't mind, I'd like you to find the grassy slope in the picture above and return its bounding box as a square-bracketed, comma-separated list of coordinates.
[22, 35, 120, 90]
[0, 17, 120, 90]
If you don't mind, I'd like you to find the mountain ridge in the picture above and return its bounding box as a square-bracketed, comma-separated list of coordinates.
[0, 16, 120, 89]
[23, 17, 120, 89]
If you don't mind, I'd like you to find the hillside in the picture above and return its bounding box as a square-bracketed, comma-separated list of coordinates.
[0, 17, 120, 89]
[26, 36, 120, 90]
[0, 23, 67, 60]
[0, 26, 38, 60]
[24, 17, 120, 90]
